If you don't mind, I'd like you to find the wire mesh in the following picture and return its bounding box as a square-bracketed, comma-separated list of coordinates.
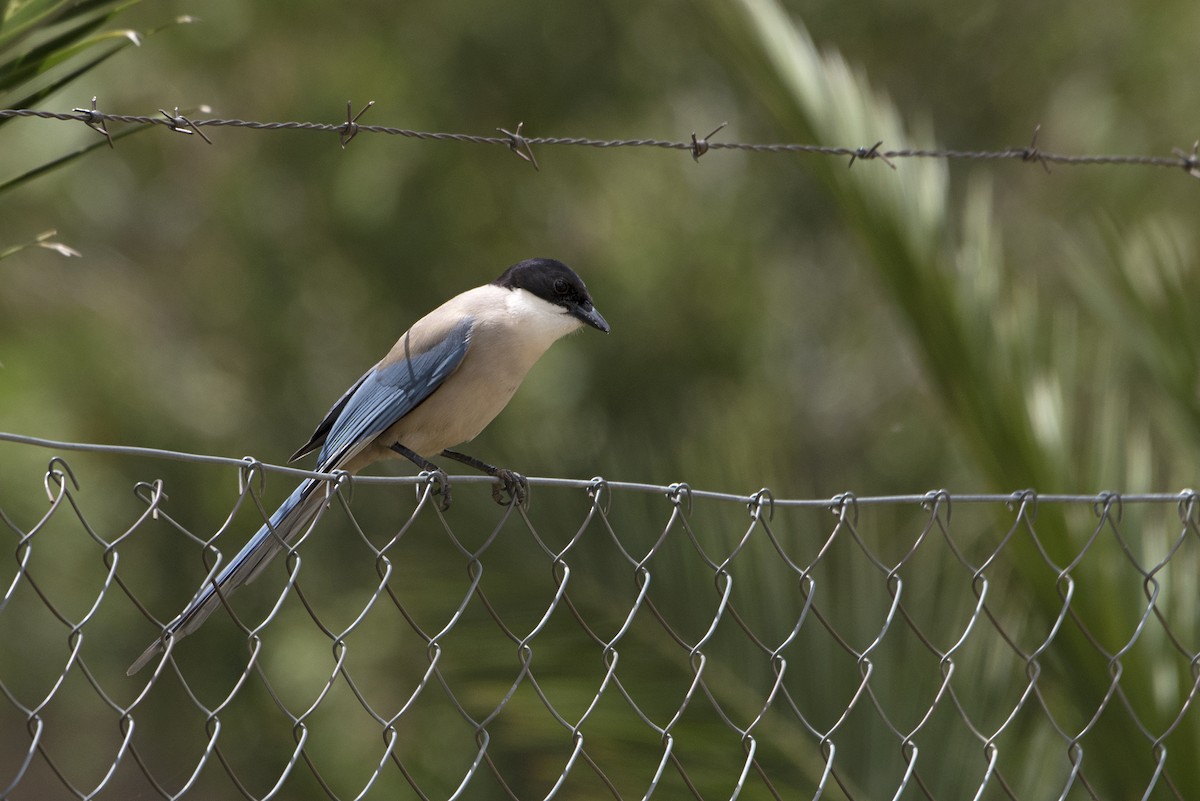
[2, 434, 1199, 800]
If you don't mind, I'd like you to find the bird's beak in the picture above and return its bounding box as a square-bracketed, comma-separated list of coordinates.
[572, 301, 610, 333]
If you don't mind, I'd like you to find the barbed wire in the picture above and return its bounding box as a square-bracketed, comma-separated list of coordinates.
[2, 100, 1198, 178]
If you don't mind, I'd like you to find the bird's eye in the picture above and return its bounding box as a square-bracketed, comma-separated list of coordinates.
[553, 278, 569, 295]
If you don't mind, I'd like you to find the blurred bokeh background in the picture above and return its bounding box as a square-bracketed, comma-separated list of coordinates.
[2, 0, 1199, 797]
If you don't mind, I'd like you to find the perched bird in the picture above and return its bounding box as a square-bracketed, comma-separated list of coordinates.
[128, 258, 608, 674]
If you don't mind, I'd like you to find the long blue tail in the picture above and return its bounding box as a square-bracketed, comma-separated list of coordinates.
[127, 477, 330, 675]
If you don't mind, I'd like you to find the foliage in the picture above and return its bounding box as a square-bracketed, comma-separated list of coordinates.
[0, 0, 186, 198]
[705, 0, 1200, 795]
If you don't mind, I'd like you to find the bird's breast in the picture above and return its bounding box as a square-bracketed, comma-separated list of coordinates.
[376, 317, 555, 457]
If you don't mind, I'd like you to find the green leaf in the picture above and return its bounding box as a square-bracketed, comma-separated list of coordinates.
[0, 116, 147, 195]
[0, 21, 126, 93]
[0, 0, 140, 53]
[1, 16, 189, 115]
[2, 38, 127, 111]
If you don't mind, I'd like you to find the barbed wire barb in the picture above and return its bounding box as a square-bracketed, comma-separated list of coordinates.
[848, 141, 894, 170]
[690, 121, 727, 162]
[1173, 140, 1200, 179]
[157, 107, 212, 144]
[72, 97, 113, 148]
[498, 121, 539, 170]
[339, 99, 375, 149]
[1021, 124, 1051, 173]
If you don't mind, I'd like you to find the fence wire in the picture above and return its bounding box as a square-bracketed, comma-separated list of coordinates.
[2, 433, 1200, 801]
[2, 103, 1199, 178]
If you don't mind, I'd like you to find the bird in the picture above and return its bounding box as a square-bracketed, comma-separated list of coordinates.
[127, 257, 608, 675]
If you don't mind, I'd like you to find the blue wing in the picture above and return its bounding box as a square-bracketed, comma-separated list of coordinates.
[314, 318, 473, 468]
[297, 317, 474, 470]
[127, 317, 474, 675]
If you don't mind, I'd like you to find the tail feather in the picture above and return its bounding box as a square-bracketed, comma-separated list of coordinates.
[127, 477, 330, 675]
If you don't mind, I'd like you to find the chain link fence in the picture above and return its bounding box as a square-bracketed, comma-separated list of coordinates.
[2, 434, 1199, 800]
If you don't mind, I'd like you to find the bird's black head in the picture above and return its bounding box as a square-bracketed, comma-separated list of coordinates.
[493, 258, 610, 333]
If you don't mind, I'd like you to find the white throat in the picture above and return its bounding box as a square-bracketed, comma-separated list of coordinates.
[505, 287, 583, 347]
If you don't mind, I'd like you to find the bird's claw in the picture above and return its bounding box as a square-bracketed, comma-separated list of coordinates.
[492, 469, 528, 507]
[418, 469, 452, 511]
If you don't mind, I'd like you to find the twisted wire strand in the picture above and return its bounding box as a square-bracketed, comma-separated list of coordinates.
[1, 106, 1196, 174]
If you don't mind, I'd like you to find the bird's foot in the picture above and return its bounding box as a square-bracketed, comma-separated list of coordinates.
[418, 469, 452, 511]
[492, 468, 528, 507]
[438, 449, 527, 508]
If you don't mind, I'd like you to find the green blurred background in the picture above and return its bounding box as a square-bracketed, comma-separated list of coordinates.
[2, 0, 1199, 797]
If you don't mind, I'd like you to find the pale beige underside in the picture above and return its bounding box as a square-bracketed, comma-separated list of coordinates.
[337, 284, 583, 473]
